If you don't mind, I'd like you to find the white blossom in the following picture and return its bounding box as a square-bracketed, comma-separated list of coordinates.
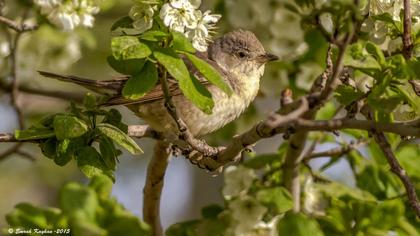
[363, 0, 420, 43]
[160, 0, 200, 32]
[34, 0, 100, 31]
[129, 3, 156, 33]
[222, 166, 256, 200]
[0, 41, 10, 57]
[227, 196, 269, 236]
[186, 10, 221, 51]
[159, 0, 220, 51]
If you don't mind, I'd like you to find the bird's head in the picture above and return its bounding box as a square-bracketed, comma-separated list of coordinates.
[208, 30, 278, 76]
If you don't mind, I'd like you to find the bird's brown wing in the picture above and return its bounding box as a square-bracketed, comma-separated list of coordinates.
[102, 51, 233, 106]
[39, 51, 232, 106]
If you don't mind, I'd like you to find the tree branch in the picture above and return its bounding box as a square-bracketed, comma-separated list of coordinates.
[143, 140, 171, 236]
[0, 78, 84, 102]
[403, 0, 413, 59]
[0, 15, 37, 32]
[303, 139, 367, 161]
[373, 132, 420, 218]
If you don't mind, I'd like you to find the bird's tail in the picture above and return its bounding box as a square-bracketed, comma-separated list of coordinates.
[38, 71, 126, 95]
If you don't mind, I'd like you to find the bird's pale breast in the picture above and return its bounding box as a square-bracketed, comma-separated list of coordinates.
[132, 65, 264, 137]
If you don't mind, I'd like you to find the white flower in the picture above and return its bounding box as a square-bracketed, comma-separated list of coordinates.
[170, 0, 201, 10]
[0, 41, 10, 57]
[228, 196, 269, 236]
[186, 10, 221, 51]
[129, 4, 156, 33]
[364, 0, 420, 43]
[34, 0, 100, 31]
[222, 166, 256, 200]
[55, 12, 80, 31]
[230, 196, 267, 224]
[34, 0, 62, 13]
[160, 0, 200, 32]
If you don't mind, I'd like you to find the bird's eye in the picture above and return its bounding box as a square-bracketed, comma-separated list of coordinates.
[238, 51, 246, 58]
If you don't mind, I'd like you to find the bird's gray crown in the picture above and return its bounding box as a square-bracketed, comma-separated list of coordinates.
[208, 30, 266, 61]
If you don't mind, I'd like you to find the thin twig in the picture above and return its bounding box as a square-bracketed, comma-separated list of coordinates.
[0, 15, 38, 32]
[403, 0, 413, 59]
[302, 139, 367, 161]
[373, 132, 420, 218]
[0, 78, 84, 102]
[9, 33, 24, 128]
[0, 143, 22, 161]
[0, 12, 29, 160]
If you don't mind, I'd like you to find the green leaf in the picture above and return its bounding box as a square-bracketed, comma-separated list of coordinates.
[99, 137, 120, 171]
[365, 42, 386, 66]
[76, 146, 112, 179]
[89, 175, 113, 200]
[111, 16, 134, 31]
[6, 203, 49, 229]
[83, 93, 97, 110]
[141, 30, 168, 42]
[154, 48, 214, 113]
[356, 165, 401, 199]
[39, 138, 58, 159]
[107, 215, 151, 236]
[107, 56, 146, 76]
[371, 12, 394, 24]
[71, 219, 107, 236]
[243, 154, 280, 169]
[103, 108, 128, 133]
[60, 182, 98, 221]
[277, 212, 324, 236]
[185, 53, 233, 96]
[396, 145, 420, 179]
[257, 187, 293, 213]
[300, 29, 329, 66]
[122, 61, 158, 99]
[172, 31, 196, 53]
[53, 115, 89, 140]
[315, 101, 337, 120]
[166, 220, 200, 236]
[201, 204, 223, 219]
[111, 36, 152, 60]
[335, 85, 364, 106]
[344, 43, 381, 71]
[96, 123, 143, 155]
[55, 139, 74, 166]
[15, 128, 55, 141]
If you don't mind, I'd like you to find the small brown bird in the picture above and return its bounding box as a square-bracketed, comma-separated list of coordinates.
[40, 30, 278, 137]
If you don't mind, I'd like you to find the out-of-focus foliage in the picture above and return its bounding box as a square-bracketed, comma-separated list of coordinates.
[5, 175, 151, 236]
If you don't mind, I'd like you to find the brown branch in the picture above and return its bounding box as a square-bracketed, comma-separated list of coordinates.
[403, 0, 413, 59]
[0, 15, 37, 32]
[1, 119, 419, 144]
[0, 125, 156, 143]
[373, 132, 420, 218]
[0, 143, 22, 161]
[10, 34, 24, 128]
[0, 12, 31, 160]
[303, 139, 367, 161]
[0, 79, 84, 102]
[143, 140, 171, 236]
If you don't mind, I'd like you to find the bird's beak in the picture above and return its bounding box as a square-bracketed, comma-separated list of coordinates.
[257, 53, 279, 63]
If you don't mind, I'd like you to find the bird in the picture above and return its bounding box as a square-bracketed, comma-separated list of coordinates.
[39, 30, 278, 138]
